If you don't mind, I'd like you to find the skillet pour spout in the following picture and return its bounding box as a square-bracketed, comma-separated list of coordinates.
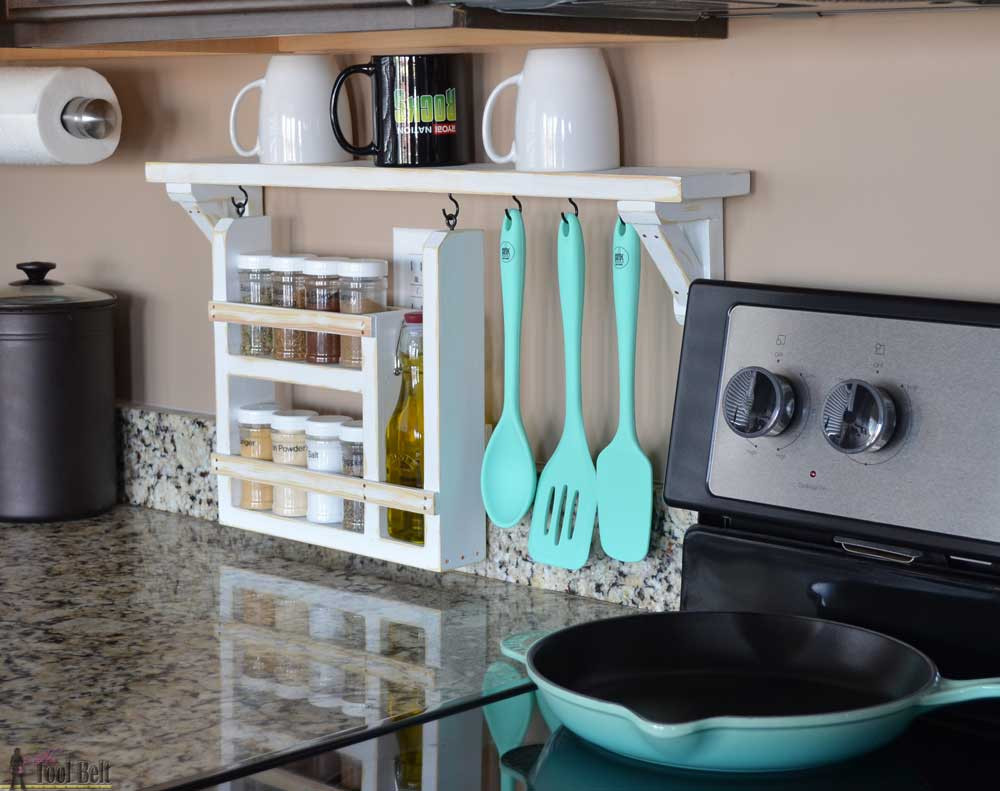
[500, 611, 1000, 772]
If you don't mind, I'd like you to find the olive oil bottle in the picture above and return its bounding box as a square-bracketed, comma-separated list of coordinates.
[386, 312, 425, 544]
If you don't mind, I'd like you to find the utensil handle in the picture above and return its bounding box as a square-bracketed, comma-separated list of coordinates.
[500, 209, 526, 412]
[229, 78, 264, 157]
[916, 676, 1000, 709]
[500, 630, 552, 665]
[558, 214, 586, 428]
[612, 219, 641, 435]
[482, 73, 520, 165]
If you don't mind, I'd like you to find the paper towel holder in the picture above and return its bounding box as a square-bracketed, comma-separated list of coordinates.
[61, 97, 117, 141]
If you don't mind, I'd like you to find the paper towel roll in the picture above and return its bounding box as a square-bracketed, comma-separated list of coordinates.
[0, 67, 121, 165]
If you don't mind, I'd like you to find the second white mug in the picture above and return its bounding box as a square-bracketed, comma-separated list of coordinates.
[482, 48, 620, 173]
[229, 54, 352, 165]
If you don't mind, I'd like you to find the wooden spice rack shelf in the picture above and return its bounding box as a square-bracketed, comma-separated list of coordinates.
[201, 214, 485, 571]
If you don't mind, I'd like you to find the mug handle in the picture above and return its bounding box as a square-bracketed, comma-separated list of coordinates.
[482, 73, 522, 165]
[229, 78, 265, 158]
[331, 62, 378, 158]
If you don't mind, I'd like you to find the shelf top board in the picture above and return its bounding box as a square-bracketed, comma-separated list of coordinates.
[145, 160, 750, 203]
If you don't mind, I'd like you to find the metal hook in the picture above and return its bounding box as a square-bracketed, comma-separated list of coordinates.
[560, 197, 579, 225]
[231, 186, 249, 218]
[505, 195, 523, 222]
[442, 193, 460, 231]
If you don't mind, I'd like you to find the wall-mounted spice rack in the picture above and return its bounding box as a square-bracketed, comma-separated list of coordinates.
[195, 211, 485, 571]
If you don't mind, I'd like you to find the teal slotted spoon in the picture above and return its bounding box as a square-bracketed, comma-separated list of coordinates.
[597, 219, 653, 562]
[528, 212, 597, 571]
[481, 207, 537, 527]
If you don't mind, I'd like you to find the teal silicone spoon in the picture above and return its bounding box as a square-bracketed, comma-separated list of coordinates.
[528, 213, 597, 571]
[481, 208, 537, 528]
[597, 219, 653, 562]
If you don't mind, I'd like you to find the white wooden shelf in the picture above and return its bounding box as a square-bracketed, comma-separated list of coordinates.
[148, 159, 751, 323]
[145, 160, 749, 204]
[226, 354, 364, 394]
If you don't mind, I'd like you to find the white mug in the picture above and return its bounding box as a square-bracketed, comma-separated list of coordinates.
[482, 48, 620, 173]
[229, 55, 352, 165]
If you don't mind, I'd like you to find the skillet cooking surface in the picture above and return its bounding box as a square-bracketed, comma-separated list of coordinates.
[530, 612, 935, 723]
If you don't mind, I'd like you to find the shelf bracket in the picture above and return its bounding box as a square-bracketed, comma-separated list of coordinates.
[617, 198, 724, 325]
[165, 183, 263, 240]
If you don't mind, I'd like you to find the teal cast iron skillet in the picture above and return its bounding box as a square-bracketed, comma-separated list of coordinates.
[500, 611, 1000, 773]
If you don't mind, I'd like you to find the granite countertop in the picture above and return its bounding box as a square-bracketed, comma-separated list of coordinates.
[0, 506, 627, 791]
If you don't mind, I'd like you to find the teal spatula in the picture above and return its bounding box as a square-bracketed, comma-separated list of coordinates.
[528, 213, 597, 571]
[481, 208, 537, 527]
[597, 219, 653, 562]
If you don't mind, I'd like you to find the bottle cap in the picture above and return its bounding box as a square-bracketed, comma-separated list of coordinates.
[338, 258, 388, 278]
[237, 252, 272, 271]
[304, 257, 349, 277]
[338, 419, 365, 443]
[270, 254, 315, 273]
[236, 402, 280, 424]
[306, 414, 354, 438]
[404, 311, 423, 325]
[270, 409, 319, 432]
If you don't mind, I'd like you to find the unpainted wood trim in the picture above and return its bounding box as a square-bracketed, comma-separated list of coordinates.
[212, 453, 439, 515]
[209, 301, 374, 337]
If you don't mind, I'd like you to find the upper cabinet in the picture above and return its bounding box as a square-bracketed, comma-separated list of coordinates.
[0, 0, 725, 52]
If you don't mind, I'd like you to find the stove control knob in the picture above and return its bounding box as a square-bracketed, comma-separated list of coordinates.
[722, 366, 796, 438]
[822, 380, 897, 454]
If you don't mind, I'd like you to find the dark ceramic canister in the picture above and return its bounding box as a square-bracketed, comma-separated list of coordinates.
[0, 262, 116, 521]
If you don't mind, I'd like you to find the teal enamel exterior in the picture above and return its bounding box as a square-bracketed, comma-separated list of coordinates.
[501, 629, 1000, 772]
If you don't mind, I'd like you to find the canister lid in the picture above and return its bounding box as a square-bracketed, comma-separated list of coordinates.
[0, 262, 116, 312]
[270, 409, 318, 432]
[304, 257, 349, 277]
[338, 420, 365, 443]
[237, 251, 272, 271]
[237, 401, 280, 424]
[306, 414, 353, 438]
[338, 258, 388, 278]
[270, 254, 315, 273]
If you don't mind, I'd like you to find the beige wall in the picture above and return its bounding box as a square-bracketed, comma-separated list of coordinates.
[3, 13, 1000, 477]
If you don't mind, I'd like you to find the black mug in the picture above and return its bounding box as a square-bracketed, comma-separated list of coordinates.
[330, 54, 474, 168]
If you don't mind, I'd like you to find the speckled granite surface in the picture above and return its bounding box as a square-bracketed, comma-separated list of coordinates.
[115, 406, 692, 612]
[0, 506, 626, 791]
[117, 405, 216, 520]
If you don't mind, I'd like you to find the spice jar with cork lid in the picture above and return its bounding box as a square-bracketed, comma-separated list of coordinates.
[270, 254, 312, 362]
[237, 401, 280, 510]
[237, 252, 273, 357]
[338, 259, 388, 369]
[270, 409, 317, 517]
[303, 257, 344, 365]
[339, 419, 366, 532]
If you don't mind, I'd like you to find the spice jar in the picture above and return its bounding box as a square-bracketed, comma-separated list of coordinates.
[339, 420, 365, 532]
[304, 257, 344, 365]
[237, 401, 280, 511]
[270, 254, 312, 361]
[237, 252, 273, 357]
[339, 259, 388, 369]
[270, 409, 317, 517]
[305, 414, 352, 524]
